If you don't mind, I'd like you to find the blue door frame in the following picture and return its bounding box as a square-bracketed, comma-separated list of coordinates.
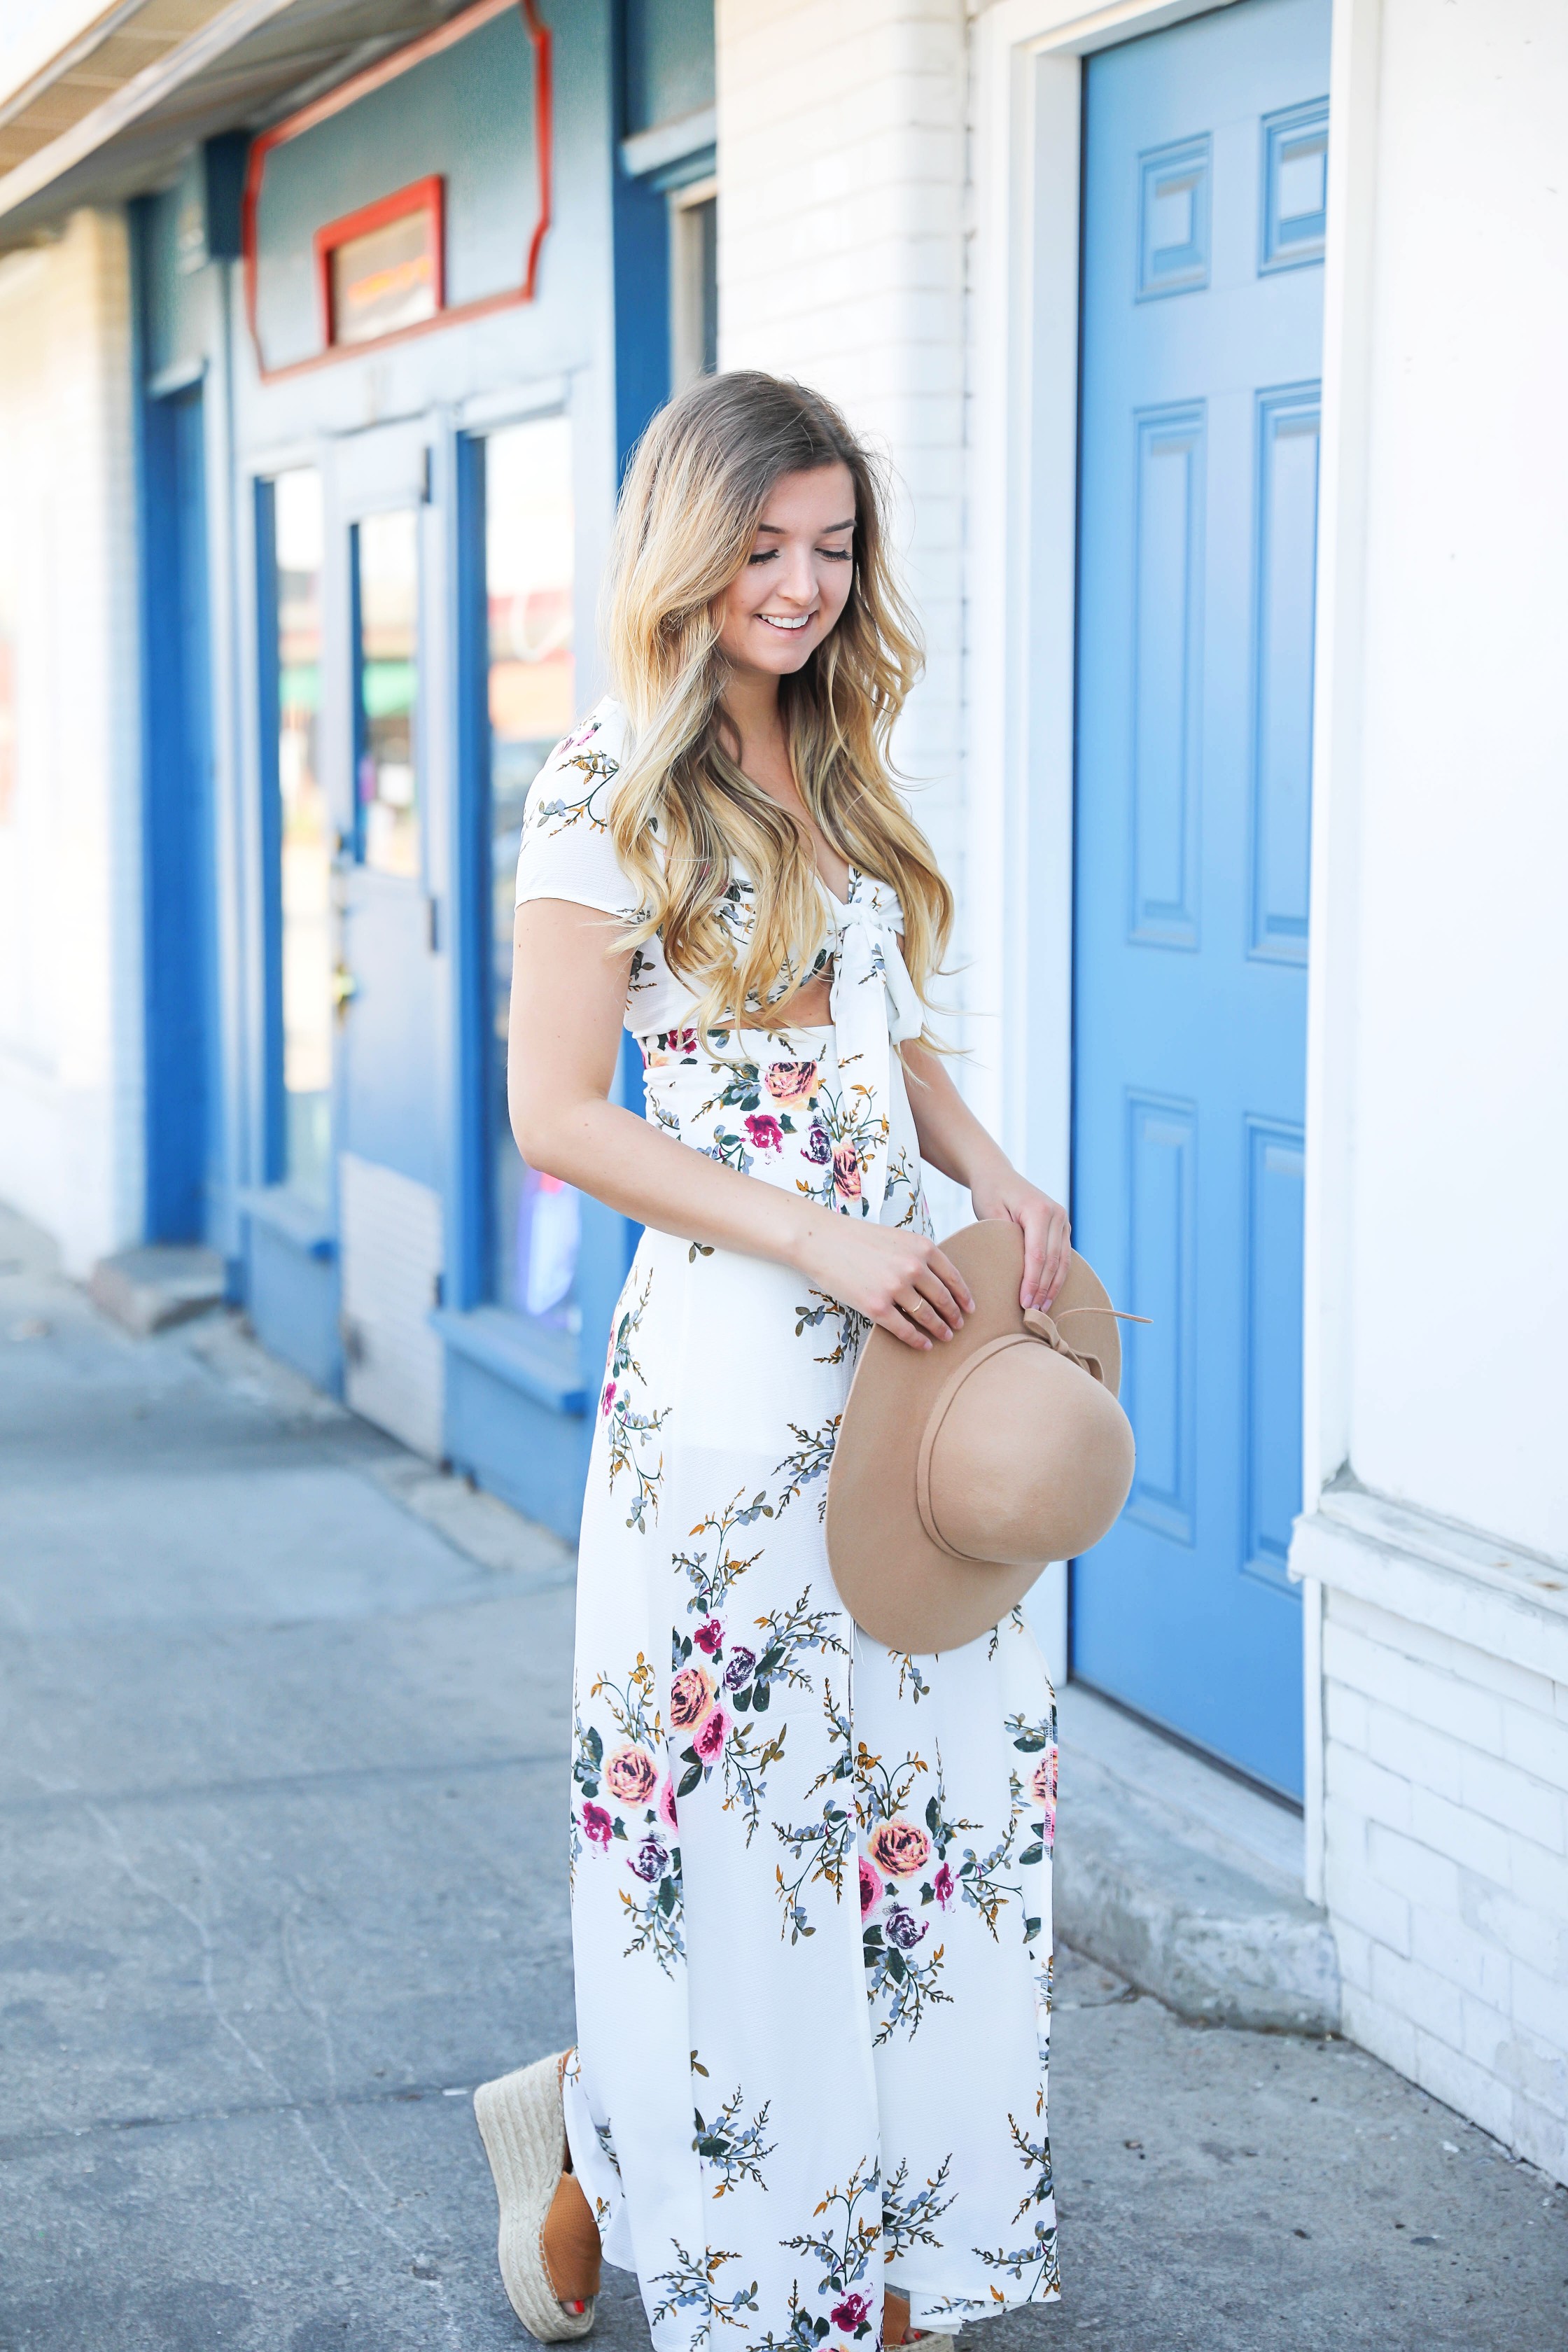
[135, 368, 218, 1247]
[253, 474, 289, 1194]
[1069, 0, 1330, 1799]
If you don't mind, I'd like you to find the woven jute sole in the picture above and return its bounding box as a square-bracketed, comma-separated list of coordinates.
[473, 2056, 596, 2342]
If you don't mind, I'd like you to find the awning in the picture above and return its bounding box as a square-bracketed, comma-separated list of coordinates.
[0, 0, 472, 251]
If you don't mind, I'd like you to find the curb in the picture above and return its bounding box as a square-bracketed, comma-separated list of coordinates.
[1054, 1690, 1341, 2037]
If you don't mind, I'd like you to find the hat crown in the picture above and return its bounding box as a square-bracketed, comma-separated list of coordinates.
[825, 1222, 1140, 1655]
[919, 1331, 1135, 1572]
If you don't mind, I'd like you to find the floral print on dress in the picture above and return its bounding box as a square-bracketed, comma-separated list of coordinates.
[601, 1270, 669, 1531]
[518, 701, 1059, 2348]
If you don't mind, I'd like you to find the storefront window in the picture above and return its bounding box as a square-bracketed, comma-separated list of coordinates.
[484, 415, 578, 1328]
[354, 507, 420, 878]
[670, 185, 718, 386]
[272, 468, 331, 1205]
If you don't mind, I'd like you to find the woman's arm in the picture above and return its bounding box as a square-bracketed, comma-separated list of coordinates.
[899, 1037, 1072, 1313]
[507, 899, 975, 1350]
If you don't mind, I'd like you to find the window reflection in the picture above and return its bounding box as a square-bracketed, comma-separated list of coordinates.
[273, 468, 331, 1205]
[355, 507, 420, 878]
[670, 186, 718, 388]
[484, 415, 578, 1329]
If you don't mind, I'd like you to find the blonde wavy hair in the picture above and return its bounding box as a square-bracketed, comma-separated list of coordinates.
[603, 370, 953, 1042]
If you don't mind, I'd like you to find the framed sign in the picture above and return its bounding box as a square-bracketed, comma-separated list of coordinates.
[241, 0, 552, 382]
[317, 177, 444, 349]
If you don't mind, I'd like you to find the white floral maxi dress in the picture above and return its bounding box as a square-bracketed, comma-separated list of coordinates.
[515, 702, 1061, 2351]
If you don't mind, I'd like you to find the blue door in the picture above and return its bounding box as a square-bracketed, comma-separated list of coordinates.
[1070, 0, 1330, 1798]
[141, 383, 218, 1242]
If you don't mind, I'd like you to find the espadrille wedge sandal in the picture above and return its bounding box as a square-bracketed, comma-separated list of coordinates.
[474, 2053, 598, 2340]
[884, 2288, 954, 2350]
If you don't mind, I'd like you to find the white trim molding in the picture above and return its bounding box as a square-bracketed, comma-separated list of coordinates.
[1294, 1486, 1568, 1686]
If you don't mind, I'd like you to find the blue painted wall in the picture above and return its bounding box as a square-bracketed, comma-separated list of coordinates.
[624, 0, 715, 132]
[253, 8, 543, 370]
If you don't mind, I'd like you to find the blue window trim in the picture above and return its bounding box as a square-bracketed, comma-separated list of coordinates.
[431, 1303, 587, 1415]
[237, 1184, 336, 1261]
[451, 427, 491, 1315]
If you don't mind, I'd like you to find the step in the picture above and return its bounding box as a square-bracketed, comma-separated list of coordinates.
[88, 1244, 226, 1338]
[1054, 1684, 1340, 2036]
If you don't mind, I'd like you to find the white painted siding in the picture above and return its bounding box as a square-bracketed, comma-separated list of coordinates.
[0, 208, 142, 1273]
[1336, 0, 1568, 1556]
[1292, 0, 1568, 2186]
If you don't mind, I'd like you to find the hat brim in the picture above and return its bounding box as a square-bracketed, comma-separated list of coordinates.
[825, 1222, 1122, 1656]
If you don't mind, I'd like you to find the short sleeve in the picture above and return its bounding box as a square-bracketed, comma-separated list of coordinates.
[514, 699, 644, 922]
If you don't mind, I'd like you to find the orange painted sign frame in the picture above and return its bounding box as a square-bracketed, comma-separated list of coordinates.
[316, 174, 446, 349]
[241, 0, 552, 384]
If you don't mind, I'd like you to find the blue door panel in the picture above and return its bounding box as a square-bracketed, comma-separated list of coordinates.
[1124, 1094, 1197, 1544]
[1131, 409, 1204, 948]
[1252, 393, 1320, 960]
[1244, 1118, 1306, 1585]
[1070, 0, 1330, 1798]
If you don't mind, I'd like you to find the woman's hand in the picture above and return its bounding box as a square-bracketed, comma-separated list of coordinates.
[897, 1041, 1070, 1312]
[795, 1218, 976, 1352]
[511, 904, 979, 1333]
[969, 1163, 1072, 1312]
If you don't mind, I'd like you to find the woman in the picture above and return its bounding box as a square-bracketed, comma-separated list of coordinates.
[479, 372, 1068, 2350]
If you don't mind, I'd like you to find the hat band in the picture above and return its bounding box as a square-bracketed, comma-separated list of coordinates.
[914, 1334, 1037, 1562]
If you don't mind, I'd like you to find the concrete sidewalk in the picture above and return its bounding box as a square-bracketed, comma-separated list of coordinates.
[2, 1212, 1564, 2351]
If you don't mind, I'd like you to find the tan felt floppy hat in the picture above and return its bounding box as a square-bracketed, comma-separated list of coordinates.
[825, 1219, 1138, 1655]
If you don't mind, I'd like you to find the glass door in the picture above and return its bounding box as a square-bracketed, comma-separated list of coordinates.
[332, 430, 447, 1456]
[354, 507, 421, 879]
[478, 413, 578, 1329]
[264, 466, 332, 1205]
[335, 481, 442, 1190]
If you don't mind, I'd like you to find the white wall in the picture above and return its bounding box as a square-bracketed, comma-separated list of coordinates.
[1296, 1498, 1568, 2185]
[1333, 0, 1568, 1555]
[1298, 0, 1568, 2186]
[0, 207, 143, 1272]
[715, 0, 968, 904]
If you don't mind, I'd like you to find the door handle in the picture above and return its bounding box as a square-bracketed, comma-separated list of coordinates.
[332, 961, 359, 1018]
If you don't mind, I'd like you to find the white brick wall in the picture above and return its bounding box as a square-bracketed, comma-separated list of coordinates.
[715, 0, 968, 890]
[1321, 1581, 1568, 2184]
[0, 208, 143, 1271]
